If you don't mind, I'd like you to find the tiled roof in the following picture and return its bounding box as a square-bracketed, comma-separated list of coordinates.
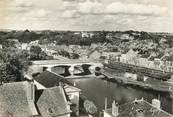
[105, 99, 173, 117]
[34, 70, 72, 88]
[36, 86, 71, 117]
[0, 81, 71, 117]
[117, 100, 172, 117]
[33, 71, 63, 88]
[0, 81, 35, 117]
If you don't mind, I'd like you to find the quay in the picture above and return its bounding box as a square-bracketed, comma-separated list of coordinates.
[104, 61, 173, 80]
[101, 67, 172, 93]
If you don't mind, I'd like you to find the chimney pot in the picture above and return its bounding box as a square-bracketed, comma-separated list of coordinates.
[112, 100, 119, 116]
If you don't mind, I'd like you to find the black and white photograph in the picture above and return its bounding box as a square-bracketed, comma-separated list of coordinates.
[0, 0, 173, 117]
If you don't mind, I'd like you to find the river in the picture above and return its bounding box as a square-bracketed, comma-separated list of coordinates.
[67, 77, 172, 114]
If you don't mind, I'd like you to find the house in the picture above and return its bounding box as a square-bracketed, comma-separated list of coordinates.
[88, 50, 102, 60]
[29, 40, 39, 45]
[104, 98, 173, 117]
[64, 85, 81, 116]
[87, 46, 102, 60]
[138, 58, 149, 67]
[101, 52, 121, 60]
[21, 43, 29, 50]
[32, 70, 81, 116]
[0, 81, 71, 117]
[120, 34, 132, 40]
[33, 70, 69, 90]
[124, 72, 137, 80]
[120, 49, 139, 64]
[81, 32, 94, 38]
[81, 32, 89, 38]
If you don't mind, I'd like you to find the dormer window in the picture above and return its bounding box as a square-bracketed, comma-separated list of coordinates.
[47, 108, 55, 115]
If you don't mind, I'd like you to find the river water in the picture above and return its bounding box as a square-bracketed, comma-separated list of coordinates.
[67, 77, 172, 114]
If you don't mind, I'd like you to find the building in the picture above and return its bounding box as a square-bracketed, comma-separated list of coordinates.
[88, 50, 102, 60]
[21, 43, 29, 50]
[120, 49, 139, 64]
[33, 70, 69, 90]
[81, 32, 94, 38]
[103, 98, 173, 117]
[0, 44, 2, 49]
[32, 70, 81, 116]
[64, 85, 81, 116]
[101, 52, 121, 60]
[0, 81, 71, 117]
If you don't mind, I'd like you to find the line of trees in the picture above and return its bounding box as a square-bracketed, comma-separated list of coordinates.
[1, 30, 171, 46]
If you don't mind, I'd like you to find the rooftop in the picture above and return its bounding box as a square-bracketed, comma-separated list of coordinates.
[0, 81, 37, 117]
[33, 70, 71, 88]
[36, 86, 71, 117]
[0, 81, 71, 117]
[105, 99, 173, 117]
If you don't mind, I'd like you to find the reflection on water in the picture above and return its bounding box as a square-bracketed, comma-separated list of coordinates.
[67, 78, 172, 113]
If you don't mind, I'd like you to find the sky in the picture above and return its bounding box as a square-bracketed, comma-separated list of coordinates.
[0, 0, 173, 32]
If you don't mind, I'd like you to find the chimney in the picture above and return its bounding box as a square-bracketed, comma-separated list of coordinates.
[73, 82, 76, 86]
[27, 81, 35, 102]
[112, 100, 119, 117]
[105, 97, 107, 110]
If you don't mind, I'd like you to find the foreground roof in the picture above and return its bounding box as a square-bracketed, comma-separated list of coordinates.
[0, 81, 71, 117]
[36, 86, 71, 117]
[0, 81, 35, 117]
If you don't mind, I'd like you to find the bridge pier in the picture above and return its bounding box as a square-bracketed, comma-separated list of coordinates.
[89, 65, 96, 74]
[68, 65, 75, 77]
[46, 67, 52, 72]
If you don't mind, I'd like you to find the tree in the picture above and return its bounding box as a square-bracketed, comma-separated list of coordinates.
[0, 64, 9, 84]
[29, 45, 53, 60]
[0, 48, 31, 83]
[83, 100, 97, 115]
[70, 53, 80, 59]
[29, 46, 42, 60]
[30, 45, 42, 55]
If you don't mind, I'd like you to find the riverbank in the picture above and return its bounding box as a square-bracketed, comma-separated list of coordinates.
[101, 67, 173, 93]
[67, 77, 172, 114]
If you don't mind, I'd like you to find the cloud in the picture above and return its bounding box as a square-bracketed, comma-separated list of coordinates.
[106, 2, 167, 16]
[77, 1, 167, 16]
[26, 9, 49, 18]
[61, 10, 80, 18]
[77, 0, 104, 14]
[12, 0, 33, 8]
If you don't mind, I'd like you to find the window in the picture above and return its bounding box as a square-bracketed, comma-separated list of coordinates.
[47, 108, 55, 115]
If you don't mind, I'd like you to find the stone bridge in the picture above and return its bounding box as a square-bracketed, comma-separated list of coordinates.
[27, 60, 103, 79]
